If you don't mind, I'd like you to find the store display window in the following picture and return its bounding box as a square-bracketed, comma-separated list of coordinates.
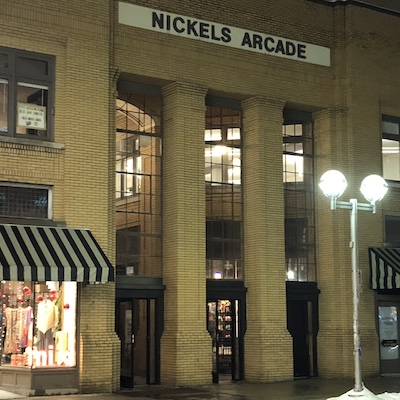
[0, 281, 77, 368]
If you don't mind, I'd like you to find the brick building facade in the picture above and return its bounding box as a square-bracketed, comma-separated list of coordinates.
[0, 0, 400, 395]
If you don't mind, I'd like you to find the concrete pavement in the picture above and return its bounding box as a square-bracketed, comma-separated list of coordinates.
[1, 376, 400, 400]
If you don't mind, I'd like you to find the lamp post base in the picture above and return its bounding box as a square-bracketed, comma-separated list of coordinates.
[327, 386, 381, 399]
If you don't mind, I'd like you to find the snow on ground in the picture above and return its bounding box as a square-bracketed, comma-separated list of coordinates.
[327, 386, 400, 399]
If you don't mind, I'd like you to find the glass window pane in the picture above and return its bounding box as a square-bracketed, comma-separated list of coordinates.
[0, 184, 49, 218]
[116, 94, 162, 277]
[227, 128, 240, 140]
[0, 54, 9, 69]
[16, 82, 48, 137]
[283, 153, 304, 183]
[383, 120, 399, 135]
[16, 57, 49, 76]
[0, 78, 8, 133]
[205, 129, 222, 141]
[382, 138, 400, 181]
[378, 306, 398, 360]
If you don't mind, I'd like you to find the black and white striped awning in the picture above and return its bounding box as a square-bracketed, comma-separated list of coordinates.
[0, 224, 114, 283]
[369, 247, 400, 290]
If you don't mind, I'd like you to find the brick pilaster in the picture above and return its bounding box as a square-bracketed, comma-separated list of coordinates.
[241, 96, 292, 382]
[161, 82, 212, 385]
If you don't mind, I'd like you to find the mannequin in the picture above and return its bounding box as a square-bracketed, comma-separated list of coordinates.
[36, 298, 58, 351]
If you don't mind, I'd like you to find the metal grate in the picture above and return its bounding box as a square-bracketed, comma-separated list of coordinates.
[0, 184, 49, 218]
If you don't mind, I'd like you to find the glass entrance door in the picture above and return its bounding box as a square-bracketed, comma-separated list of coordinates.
[116, 298, 159, 387]
[207, 299, 243, 383]
[378, 302, 400, 375]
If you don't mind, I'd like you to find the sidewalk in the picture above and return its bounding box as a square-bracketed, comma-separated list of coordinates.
[2, 376, 400, 400]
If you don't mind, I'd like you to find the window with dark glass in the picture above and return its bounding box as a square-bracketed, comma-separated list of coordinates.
[0, 183, 51, 219]
[0, 48, 54, 140]
[283, 112, 316, 282]
[382, 115, 400, 181]
[385, 215, 400, 245]
[205, 101, 243, 280]
[115, 89, 162, 277]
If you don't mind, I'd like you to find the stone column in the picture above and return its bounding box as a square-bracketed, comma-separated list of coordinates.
[161, 82, 211, 385]
[241, 97, 292, 382]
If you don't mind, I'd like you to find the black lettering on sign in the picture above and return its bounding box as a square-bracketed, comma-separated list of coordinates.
[298, 44, 307, 59]
[152, 12, 164, 29]
[285, 41, 296, 56]
[241, 32, 252, 48]
[199, 22, 209, 39]
[211, 25, 220, 41]
[221, 27, 231, 43]
[264, 37, 274, 52]
[274, 39, 285, 54]
[187, 19, 199, 36]
[253, 34, 263, 50]
[173, 17, 185, 33]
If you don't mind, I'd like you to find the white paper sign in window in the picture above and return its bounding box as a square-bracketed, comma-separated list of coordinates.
[17, 102, 46, 130]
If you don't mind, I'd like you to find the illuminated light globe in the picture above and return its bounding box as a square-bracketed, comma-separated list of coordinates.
[360, 174, 388, 205]
[319, 170, 348, 199]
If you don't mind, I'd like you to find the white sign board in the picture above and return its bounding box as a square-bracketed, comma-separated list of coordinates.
[17, 103, 46, 130]
[118, 2, 331, 67]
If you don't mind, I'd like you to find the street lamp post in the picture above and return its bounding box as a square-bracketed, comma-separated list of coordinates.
[319, 170, 388, 394]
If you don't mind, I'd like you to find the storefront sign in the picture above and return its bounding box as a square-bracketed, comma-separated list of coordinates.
[118, 2, 331, 67]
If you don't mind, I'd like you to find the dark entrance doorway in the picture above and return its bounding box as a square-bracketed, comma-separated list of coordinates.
[116, 298, 159, 387]
[207, 280, 247, 383]
[116, 276, 164, 388]
[286, 281, 319, 378]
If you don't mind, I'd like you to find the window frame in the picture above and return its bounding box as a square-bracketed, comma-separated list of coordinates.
[283, 110, 316, 282]
[0, 47, 55, 141]
[382, 114, 400, 182]
[0, 182, 53, 220]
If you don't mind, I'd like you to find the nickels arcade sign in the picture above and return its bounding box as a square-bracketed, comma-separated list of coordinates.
[118, 2, 331, 67]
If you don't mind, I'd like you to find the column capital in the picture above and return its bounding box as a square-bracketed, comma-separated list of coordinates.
[162, 81, 208, 100]
[241, 96, 286, 113]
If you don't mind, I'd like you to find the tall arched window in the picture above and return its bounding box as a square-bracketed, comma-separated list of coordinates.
[115, 90, 162, 277]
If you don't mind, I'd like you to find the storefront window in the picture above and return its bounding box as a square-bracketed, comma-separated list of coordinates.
[0, 281, 77, 368]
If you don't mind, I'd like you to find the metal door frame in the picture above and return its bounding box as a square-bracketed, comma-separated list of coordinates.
[116, 276, 165, 387]
[206, 279, 247, 383]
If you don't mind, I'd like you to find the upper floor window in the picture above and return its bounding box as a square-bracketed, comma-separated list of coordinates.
[0, 48, 54, 140]
[283, 111, 316, 282]
[205, 101, 243, 280]
[205, 107, 241, 186]
[0, 182, 52, 219]
[385, 215, 400, 246]
[382, 115, 400, 181]
[115, 89, 162, 277]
